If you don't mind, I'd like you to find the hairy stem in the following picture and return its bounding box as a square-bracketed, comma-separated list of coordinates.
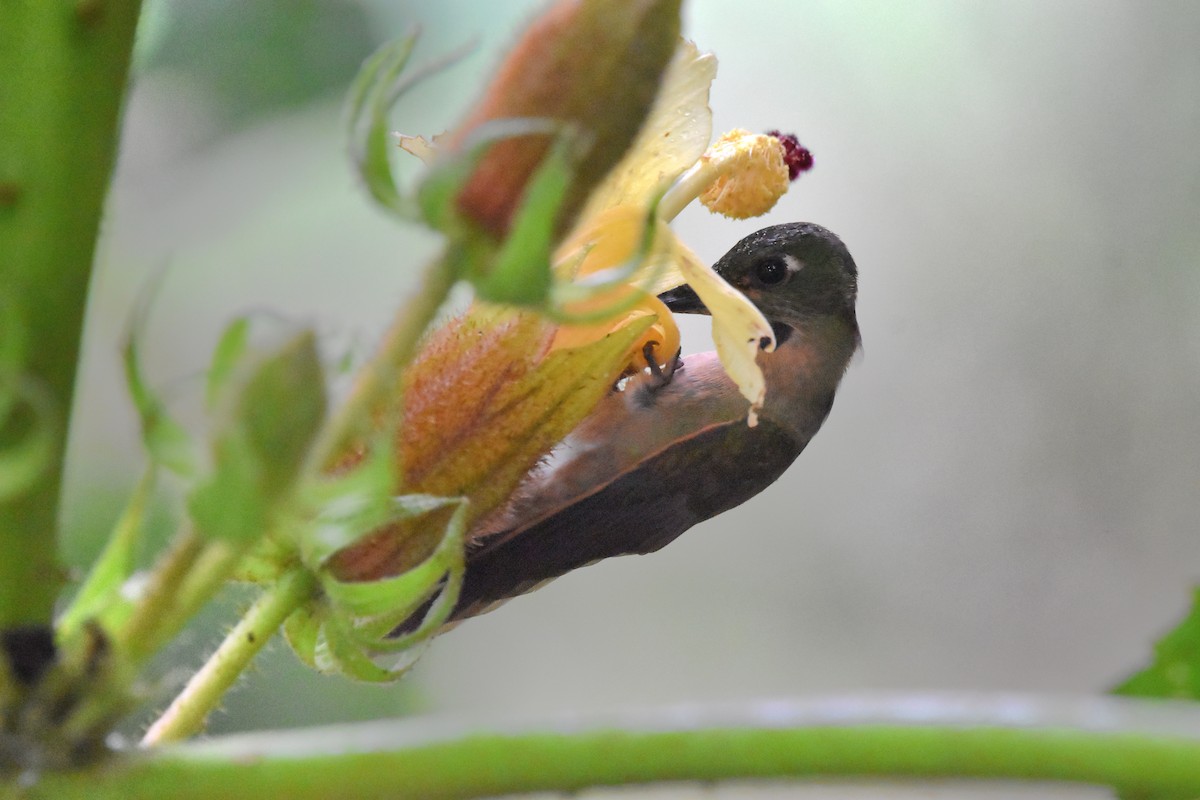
[142, 569, 318, 746]
[115, 531, 206, 665]
[0, 0, 144, 626]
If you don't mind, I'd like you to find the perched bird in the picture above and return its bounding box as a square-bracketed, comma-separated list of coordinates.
[447, 221, 860, 624]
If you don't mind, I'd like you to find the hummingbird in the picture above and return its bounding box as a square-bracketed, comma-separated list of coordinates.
[444, 221, 860, 624]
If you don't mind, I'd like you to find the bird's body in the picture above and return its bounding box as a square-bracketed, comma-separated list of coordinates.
[446, 222, 860, 624]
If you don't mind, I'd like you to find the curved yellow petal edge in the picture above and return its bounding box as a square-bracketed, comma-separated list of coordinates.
[673, 241, 774, 426]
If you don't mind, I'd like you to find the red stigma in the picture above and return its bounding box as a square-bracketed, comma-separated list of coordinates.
[767, 130, 813, 181]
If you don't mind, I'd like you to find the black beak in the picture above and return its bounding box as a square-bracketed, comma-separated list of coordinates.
[657, 284, 710, 315]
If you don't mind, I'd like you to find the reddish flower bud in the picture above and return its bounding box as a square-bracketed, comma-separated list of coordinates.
[446, 0, 683, 240]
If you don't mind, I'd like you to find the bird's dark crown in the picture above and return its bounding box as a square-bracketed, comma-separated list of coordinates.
[713, 222, 858, 331]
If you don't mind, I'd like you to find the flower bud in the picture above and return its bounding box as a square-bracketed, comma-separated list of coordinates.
[447, 0, 682, 240]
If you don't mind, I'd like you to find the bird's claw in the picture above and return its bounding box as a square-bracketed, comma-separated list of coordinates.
[643, 343, 683, 390]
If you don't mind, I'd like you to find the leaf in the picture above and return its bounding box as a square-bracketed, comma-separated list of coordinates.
[347, 33, 419, 217]
[57, 469, 156, 640]
[123, 291, 200, 479]
[189, 331, 326, 543]
[206, 317, 251, 411]
[1115, 588, 1200, 699]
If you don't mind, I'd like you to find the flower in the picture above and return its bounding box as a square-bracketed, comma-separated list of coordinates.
[332, 25, 814, 586]
[547, 42, 812, 424]
[440, 0, 683, 241]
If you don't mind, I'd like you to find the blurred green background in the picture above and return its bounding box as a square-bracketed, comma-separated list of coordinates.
[61, 0, 1200, 781]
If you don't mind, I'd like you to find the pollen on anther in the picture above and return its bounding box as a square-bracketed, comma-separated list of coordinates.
[767, 130, 814, 180]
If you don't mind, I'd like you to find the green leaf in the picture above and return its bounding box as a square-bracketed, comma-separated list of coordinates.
[206, 317, 251, 411]
[347, 33, 478, 220]
[347, 34, 418, 217]
[123, 294, 200, 479]
[232, 331, 327, 501]
[1115, 587, 1200, 699]
[189, 331, 326, 543]
[57, 469, 156, 640]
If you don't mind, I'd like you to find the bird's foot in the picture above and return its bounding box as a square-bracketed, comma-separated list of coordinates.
[643, 343, 683, 390]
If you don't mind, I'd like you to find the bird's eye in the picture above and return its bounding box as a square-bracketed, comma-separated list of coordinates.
[753, 257, 790, 287]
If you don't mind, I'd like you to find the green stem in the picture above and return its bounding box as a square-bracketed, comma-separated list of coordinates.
[25, 694, 1200, 799]
[115, 531, 206, 664]
[141, 569, 318, 746]
[0, 0, 144, 627]
[306, 254, 457, 472]
[57, 468, 156, 639]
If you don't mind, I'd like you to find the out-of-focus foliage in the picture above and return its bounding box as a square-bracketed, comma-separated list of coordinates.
[136, 0, 379, 130]
[1116, 589, 1200, 700]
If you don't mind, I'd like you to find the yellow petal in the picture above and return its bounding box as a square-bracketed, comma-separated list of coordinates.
[552, 206, 682, 371]
[397, 134, 440, 164]
[673, 241, 774, 425]
[551, 299, 679, 372]
[578, 40, 717, 221]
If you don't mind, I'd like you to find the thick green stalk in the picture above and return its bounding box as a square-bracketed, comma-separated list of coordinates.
[0, 0, 144, 626]
[20, 694, 1200, 799]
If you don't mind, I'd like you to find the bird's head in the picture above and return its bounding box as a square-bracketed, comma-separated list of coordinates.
[659, 222, 859, 345]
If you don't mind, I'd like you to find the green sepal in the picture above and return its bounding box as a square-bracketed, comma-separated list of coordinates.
[318, 496, 463, 620]
[296, 439, 399, 567]
[189, 330, 326, 543]
[472, 133, 574, 307]
[415, 117, 559, 234]
[415, 118, 571, 306]
[346, 34, 419, 218]
[319, 496, 463, 628]
[283, 603, 323, 670]
[122, 291, 200, 479]
[286, 497, 467, 682]
[205, 316, 251, 411]
[316, 615, 410, 683]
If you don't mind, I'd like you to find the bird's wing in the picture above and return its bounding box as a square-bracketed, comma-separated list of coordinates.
[449, 412, 803, 623]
